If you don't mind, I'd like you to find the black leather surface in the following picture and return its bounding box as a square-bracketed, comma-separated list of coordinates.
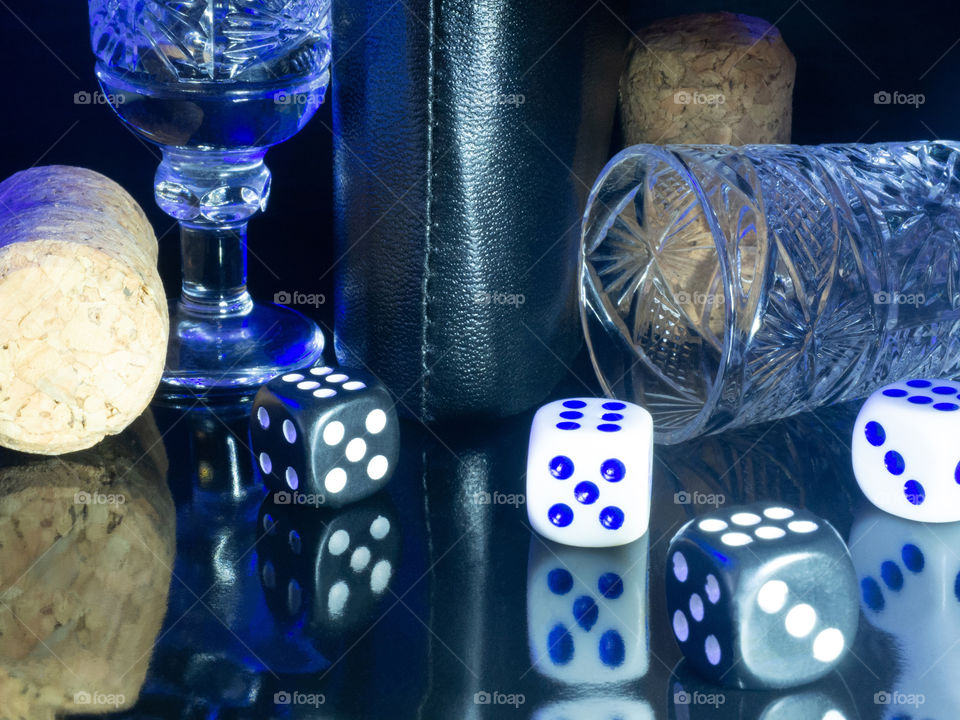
[332, 0, 627, 422]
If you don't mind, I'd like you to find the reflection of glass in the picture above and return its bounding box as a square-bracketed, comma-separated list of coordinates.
[258, 495, 400, 637]
[135, 408, 326, 714]
[0, 413, 172, 714]
[658, 403, 862, 537]
[668, 663, 856, 719]
[526, 534, 648, 684]
[850, 507, 960, 717]
[88, 1, 330, 398]
[583, 142, 960, 444]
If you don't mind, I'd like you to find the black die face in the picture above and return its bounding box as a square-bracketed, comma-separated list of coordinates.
[666, 538, 735, 686]
[251, 389, 310, 494]
[307, 373, 398, 509]
[252, 366, 400, 509]
[667, 503, 859, 689]
[257, 496, 400, 638]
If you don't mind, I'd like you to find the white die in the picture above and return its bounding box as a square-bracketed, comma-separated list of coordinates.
[852, 378, 960, 521]
[849, 507, 960, 717]
[526, 535, 648, 684]
[526, 397, 652, 547]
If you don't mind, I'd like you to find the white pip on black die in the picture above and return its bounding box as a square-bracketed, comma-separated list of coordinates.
[527, 535, 648, 684]
[258, 496, 400, 635]
[251, 366, 399, 509]
[666, 502, 858, 689]
[853, 378, 960, 521]
[526, 397, 652, 547]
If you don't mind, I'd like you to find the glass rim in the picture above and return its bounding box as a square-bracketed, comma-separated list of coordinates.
[579, 144, 738, 443]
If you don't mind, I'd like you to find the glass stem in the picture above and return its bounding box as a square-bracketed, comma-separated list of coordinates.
[179, 221, 254, 317]
[155, 145, 272, 319]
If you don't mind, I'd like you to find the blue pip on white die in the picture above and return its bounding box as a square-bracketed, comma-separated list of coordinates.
[527, 535, 648, 684]
[850, 506, 960, 717]
[852, 378, 960, 521]
[526, 397, 652, 547]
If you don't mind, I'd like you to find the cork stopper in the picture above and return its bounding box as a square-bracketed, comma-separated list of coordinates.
[0, 166, 168, 454]
[620, 12, 796, 146]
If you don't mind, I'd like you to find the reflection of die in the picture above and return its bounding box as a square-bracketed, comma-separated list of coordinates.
[527, 534, 648, 684]
[251, 366, 399, 509]
[257, 496, 400, 635]
[850, 507, 960, 717]
[532, 697, 653, 720]
[852, 378, 960, 521]
[666, 503, 858, 689]
[526, 398, 652, 547]
[667, 661, 856, 720]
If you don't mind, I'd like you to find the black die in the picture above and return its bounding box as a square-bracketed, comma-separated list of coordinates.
[251, 365, 399, 509]
[257, 495, 401, 636]
[666, 502, 859, 689]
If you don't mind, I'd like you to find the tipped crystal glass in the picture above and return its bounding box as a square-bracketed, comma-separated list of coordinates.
[582, 141, 960, 444]
[89, 0, 330, 400]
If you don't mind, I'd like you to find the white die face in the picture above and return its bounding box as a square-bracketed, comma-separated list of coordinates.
[850, 507, 960, 717]
[526, 535, 648, 684]
[852, 378, 960, 522]
[531, 697, 653, 720]
[526, 397, 652, 547]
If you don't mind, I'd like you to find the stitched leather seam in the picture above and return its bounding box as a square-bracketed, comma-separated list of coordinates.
[419, 0, 437, 422]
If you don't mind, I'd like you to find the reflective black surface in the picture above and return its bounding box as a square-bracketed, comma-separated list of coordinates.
[16, 372, 940, 720]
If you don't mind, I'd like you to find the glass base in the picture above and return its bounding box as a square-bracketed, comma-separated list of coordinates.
[157, 299, 325, 404]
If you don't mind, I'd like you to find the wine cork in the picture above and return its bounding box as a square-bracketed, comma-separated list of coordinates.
[0, 166, 168, 455]
[0, 412, 173, 715]
[617, 14, 790, 349]
[620, 12, 795, 146]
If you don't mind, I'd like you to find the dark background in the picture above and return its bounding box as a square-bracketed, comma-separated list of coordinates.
[1, 0, 958, 327]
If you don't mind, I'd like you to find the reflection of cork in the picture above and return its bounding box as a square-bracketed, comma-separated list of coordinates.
[0, 412, 173, 717]
[620, 12, 795, 146]
[0, 166, 168, 455]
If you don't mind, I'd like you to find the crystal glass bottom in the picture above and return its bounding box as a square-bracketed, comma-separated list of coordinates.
[163, 298, 324, 401]
[582, 141, 960, 444]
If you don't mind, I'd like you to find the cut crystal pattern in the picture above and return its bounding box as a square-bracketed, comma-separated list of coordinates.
[583, 142, 960, 443]
[90, 0, 331, 82]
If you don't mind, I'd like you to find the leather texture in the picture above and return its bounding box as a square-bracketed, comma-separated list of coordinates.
[332, 0, 627, 422]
